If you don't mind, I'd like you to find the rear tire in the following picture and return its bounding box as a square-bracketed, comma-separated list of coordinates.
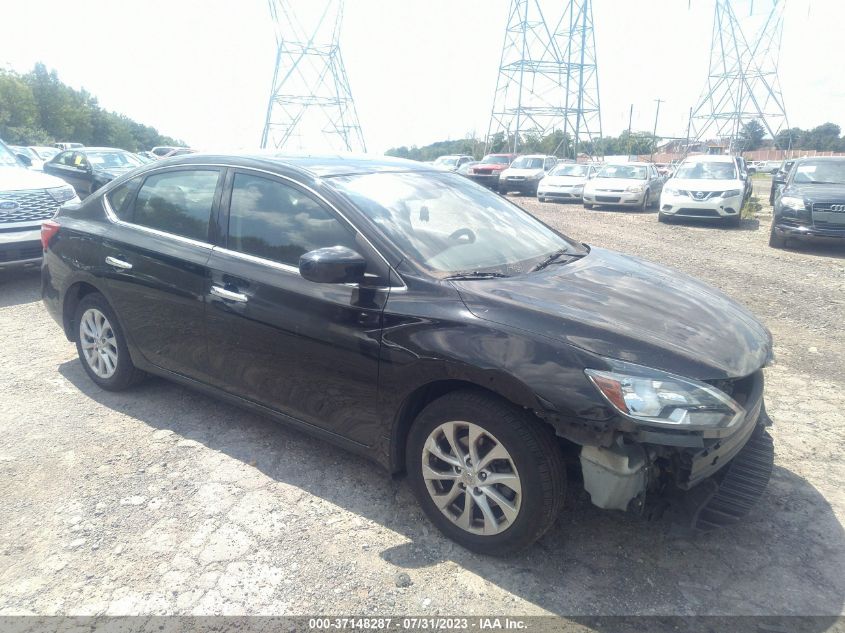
[406, 390, 565, 555]
[74, 293, 145, 391]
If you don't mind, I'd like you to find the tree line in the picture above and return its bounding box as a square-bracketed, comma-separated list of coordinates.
[386, 129, 663, 162]
[387, 120, 845, 161]
[0, 63, 184, 151]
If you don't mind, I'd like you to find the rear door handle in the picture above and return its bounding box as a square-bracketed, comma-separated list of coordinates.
[105, 256, 132, 270]
[210, 285, 248, 303]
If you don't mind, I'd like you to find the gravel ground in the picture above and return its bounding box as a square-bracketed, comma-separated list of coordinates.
[1, 196, 844, 624]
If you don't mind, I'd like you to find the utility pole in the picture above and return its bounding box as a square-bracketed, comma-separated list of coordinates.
[688, 0, 789, 151]
[627, 103, 633, 156]
[487, 0, 602, 159]
[261, 0, 366, 152]
[650, 98, 663, 162]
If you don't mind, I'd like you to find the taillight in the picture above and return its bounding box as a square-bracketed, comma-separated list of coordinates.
[41, 220, 60, 250]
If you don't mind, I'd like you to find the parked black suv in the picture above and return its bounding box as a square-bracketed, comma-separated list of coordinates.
[770, 157, 845, 248]
[42, 154, 775, 554]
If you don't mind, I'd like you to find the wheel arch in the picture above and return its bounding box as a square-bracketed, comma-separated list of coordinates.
[388, 378, 546, 475]
[62, 280, 107, 341]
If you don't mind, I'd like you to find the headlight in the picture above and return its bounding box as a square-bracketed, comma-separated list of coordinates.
[664, 187, 681, 196]
[585, 360, 745, 431]
[626, 185, 644, 193]
[47, 186, 76, 203]
[780, 196, 806, 211]
[722, 189, 742, 198]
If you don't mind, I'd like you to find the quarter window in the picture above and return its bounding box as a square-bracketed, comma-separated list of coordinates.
[106, 178, 142, 221]
[227, 173, 357, 266]
[132, 170, 220, 242]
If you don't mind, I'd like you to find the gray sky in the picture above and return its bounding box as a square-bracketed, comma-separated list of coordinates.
[3, 0, 842, 153]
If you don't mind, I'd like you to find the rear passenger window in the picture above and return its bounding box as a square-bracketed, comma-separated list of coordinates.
[227, 173, 357, 266]
[106, 177, 141, 221]
[132, 170, 219, 242]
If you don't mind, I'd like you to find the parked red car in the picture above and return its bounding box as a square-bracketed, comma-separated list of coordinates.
[466, 153, 517, 189]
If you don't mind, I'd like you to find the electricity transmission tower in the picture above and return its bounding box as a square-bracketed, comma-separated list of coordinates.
[260, 0, 366, 152]
[689, 0, 789, 152]
[486, 0, 602, 158]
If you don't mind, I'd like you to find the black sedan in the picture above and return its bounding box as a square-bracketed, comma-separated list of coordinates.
[43, 147, 145, 198]
[41, 154, 775, 554]
[769, 157, 845, 248]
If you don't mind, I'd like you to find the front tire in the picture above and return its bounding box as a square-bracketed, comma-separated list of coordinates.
[74, 293, 145, 390]
[639, 190, 650, 211]
[406, 390, 565, 555]
[658, 212, 669, 223]
[769, 222, 787, 248]
[583, 203, 593, 210]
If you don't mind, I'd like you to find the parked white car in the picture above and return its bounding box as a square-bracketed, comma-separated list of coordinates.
[659, 155, 746, 227]
[583, 162, 664, 210]
[498, 155, 557, 195]
[0, 139, 79, 269]
[432, 155, 474, 172]
[537, 162, 598, 202]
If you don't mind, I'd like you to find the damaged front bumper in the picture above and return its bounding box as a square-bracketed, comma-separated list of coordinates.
[578, 370, 774, 529]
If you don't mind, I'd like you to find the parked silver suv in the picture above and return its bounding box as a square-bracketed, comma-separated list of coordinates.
[0, 139, 79, 269]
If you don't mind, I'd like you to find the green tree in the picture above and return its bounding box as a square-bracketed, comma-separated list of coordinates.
[737, 119, 766, 152]
[0, 63, 185, 151]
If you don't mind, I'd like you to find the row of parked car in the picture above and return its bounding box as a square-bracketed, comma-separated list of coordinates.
[432, 151, 845, 248]
[0, 139, 196, 269]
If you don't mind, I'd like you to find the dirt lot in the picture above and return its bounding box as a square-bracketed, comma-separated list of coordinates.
[1, 197, 844, 624]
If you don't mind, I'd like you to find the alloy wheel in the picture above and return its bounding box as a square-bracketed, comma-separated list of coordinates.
[79, 308, 119, 379]
[421, 421, 522, 535]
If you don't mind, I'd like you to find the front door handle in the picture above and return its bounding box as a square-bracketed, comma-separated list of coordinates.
[210, 285, 248, 303]
[105, 256, 132, 270]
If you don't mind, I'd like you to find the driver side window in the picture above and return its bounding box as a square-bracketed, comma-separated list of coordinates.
[227, 173, 358, 267]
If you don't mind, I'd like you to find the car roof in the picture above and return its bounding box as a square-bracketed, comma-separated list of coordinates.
[155, 152, 434, 178]
[795, 156, 845, 162]
[682, 154, 736, 163]
[602, 161, 652, 167]
[516, 154, 553, 159]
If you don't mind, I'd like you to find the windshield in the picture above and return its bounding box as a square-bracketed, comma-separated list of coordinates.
[551, 164, 588, 177]
[481, 155, 512, 165]
[0, 142, 21, 167]
[86, 151, 144, 169]
[333, 171, 584, 276]
[597, 164, 647, 179]
[510, 157, 544, 169]
[33, 147, 59, 160]
[434, 157, 458, 166]
[674, 161, 737, 180]
[792, 161, 845, 185]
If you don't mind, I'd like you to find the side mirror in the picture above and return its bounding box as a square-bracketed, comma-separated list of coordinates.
[16, 153, 33, 168]
[299, 246, 366, 284]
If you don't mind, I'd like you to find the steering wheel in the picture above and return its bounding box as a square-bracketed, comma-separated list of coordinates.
[449, 228, 476, 244]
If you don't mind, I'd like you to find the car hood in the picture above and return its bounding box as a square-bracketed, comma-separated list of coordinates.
[786, 183, 845, 203]
[451, 246, 771, 380]
[668, 178, 743, 192]
[542, 174, 587, 186]
[586, 177, 645, 189]
[502, 168, 545, 178]
[473, 163, 509, 172]
[0, 165, 70, 192]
